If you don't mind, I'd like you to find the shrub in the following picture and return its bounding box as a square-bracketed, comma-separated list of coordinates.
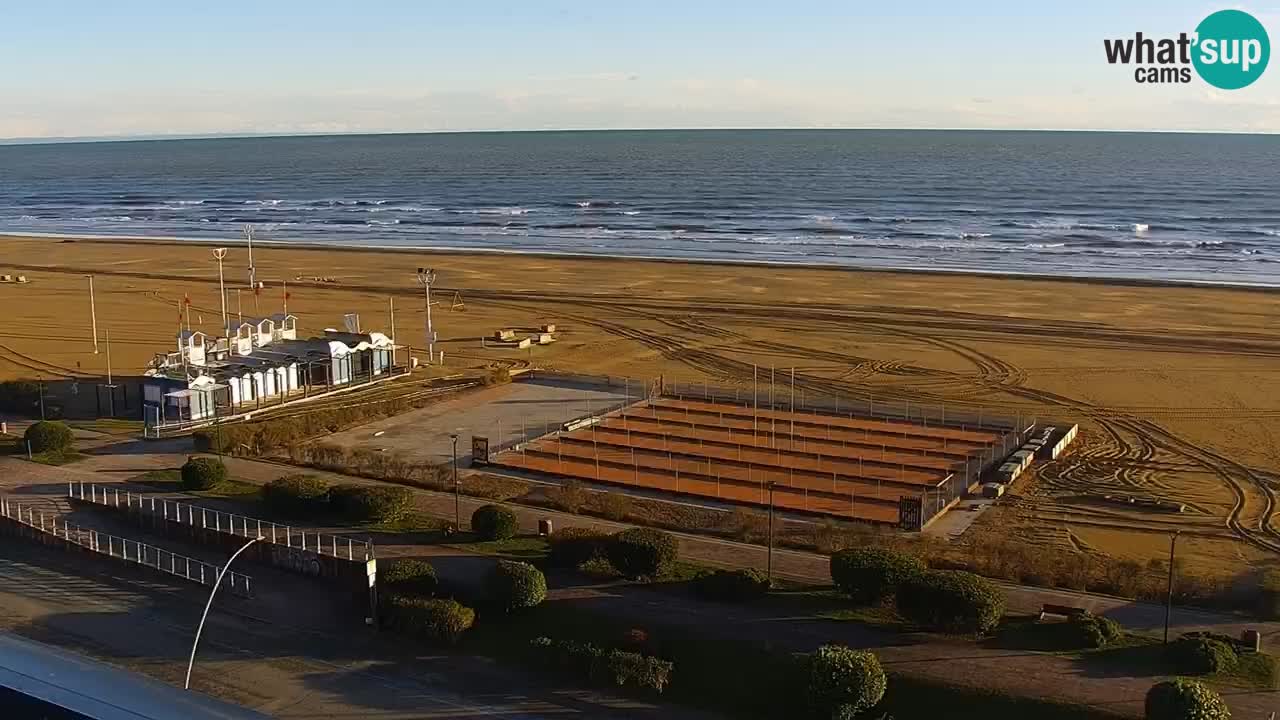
[527, 637, 673, 693]
[24, 420, 73, 453]
[1144, 679, 1231, 720]
[471, 504, 518, 540]
[180, 457, 227, 490]
[693, 568, 771, 603]
[0, 381, 40, 414]
[805, 645, 888, 719]
[380, 559, 438, 597]
[896, 570, 1005, 635]
[262, 474, 329, 516]
[330, 484, 414, 523]
[1169, 636, 1238, 675]
[548, 526, 610, 567]
[485, 560, 548, 612]
[830, 546, 926, 605]
[607, 528, 678, 579]
[382, 596, 475, 645]
[1070, 613, 1123, 649]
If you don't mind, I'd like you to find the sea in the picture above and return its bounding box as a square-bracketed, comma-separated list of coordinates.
[1, 130, 1277, 285]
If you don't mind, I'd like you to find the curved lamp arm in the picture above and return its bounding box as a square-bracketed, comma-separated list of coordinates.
[185, 536, 262, 690]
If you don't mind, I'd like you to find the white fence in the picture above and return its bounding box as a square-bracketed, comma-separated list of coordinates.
[72, 482, 371, 562]
[0, 495, 253, 598]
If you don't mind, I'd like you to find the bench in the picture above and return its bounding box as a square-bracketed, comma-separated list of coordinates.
[1039, 603, 1089, 621]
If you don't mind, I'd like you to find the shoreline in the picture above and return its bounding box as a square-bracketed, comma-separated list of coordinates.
[6, 231, 1279, 295]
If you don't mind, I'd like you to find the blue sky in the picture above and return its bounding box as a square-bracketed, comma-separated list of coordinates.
[1, 1, 1276, 139]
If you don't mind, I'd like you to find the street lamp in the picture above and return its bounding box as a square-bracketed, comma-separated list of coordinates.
[450, 433, 461, 531]
[1164, 530, 1181, 644]
[185, 536, 262, 690]
[86, 274, 99, 354]
[213, 248, 229, 337]
[415, 268, 437, 363]
[766, 481, 776, 583]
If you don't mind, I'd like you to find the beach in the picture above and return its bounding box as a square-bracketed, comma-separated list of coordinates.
[3, 234, 1280, 577]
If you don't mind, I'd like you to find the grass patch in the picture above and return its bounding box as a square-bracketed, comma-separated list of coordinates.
[367, 510, 449, 535]
[131, 469, 261, 500]
[68, 419, 144, 435]
[1081, 635, 1278, 689]
[29, 449, 87, 466]
[449, 535, 550, 560]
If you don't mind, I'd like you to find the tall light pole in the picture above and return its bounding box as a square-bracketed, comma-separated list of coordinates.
[185, 536, 262, 691]
[416, 268, 437, 363]
[86, 275, 99, 354]
[450, 433, 461, 530]
[213, 248, 229, 337]
[244, 225, 257, 313]
[1164, 530, 1181, 644]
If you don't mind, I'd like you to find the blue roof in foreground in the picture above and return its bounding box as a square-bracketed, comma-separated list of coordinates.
[0, 632, 269, 720]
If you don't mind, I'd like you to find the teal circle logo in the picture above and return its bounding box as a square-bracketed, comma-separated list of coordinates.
[1193, 10, 1270, 89]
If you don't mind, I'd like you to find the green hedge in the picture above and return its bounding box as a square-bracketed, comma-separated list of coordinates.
[607, 527, 678, 579]
[485, 560, 548, 612]
[804, 645, 887, 720]
[1259, 570, 1280, 620]
[262, 474, 329, 516]
[180, 457, 227, 490]
[1169, 635, 1239, 675]
[380, 559, 438, 597]
[896, 570, 1005, 635]
[830, 546, 925, 605]
[0, 381, 40, 415]
[330, 484, 414, 523]
[548, 526, 610, 567]
[382, 595, 475, 645]
[1144, 679, 1230, 720]
[527, 637, 674, 694]
[692, 568, 771, 603]
[471, 504, 518, 540]
[24, 420, 73, 453]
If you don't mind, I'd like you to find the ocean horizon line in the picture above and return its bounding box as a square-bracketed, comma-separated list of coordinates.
[3, 125, 1278, 148]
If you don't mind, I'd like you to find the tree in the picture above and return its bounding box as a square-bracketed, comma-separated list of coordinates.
[805, 645, 887, 719]
[181, 457, 227, 490]
[24, 420, 73, 454]
[1144, 679, 1230, 720]
[485, 560, 548, 612]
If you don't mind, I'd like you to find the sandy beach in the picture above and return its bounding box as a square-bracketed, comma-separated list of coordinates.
[3, 234, 1280, 578]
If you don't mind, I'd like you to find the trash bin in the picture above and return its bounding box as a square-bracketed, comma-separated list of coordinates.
[538, 519, 553, 537]
[1242, 629, 1262, 653]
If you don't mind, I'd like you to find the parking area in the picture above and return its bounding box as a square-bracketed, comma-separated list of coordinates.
[318, 374, 641, 467]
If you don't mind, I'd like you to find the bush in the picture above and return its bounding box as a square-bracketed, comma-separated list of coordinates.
[180, 457, 227, 490]
[607, 528, 678, 579]
[382, 596, 475, 645]
[380, 559, 438, 597]
[471, 504, 518, 540]
[0, 381, 40, 414]
[527, 637, 673, 694]
[1144, 679, 1231, 720]
[485, 560, 548, 612]
[1169, 636, 1239, 675]
[24, 420, 73, 453]
[693, 568, 771, 603]
[330, 484, 414, 523]
[830, 546, 926, 605]
[896, 570, 1005, 635]
[805, 645, 888, 719]
[548, 526, 610, 567]
[262, 474, 329, 516]
[1071, 613, 1123, 649]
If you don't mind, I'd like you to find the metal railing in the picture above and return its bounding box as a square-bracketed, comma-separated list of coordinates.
[1, 496, 252, 598]
[72, 482, 371, 562]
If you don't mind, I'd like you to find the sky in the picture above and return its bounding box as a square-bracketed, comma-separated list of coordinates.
[0, 1, 1277, 140]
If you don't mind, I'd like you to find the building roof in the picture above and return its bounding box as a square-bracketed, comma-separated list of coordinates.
[0, 631, 269, 720]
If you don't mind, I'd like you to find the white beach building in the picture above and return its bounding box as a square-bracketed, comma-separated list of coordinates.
[142, 314, 399, 427]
